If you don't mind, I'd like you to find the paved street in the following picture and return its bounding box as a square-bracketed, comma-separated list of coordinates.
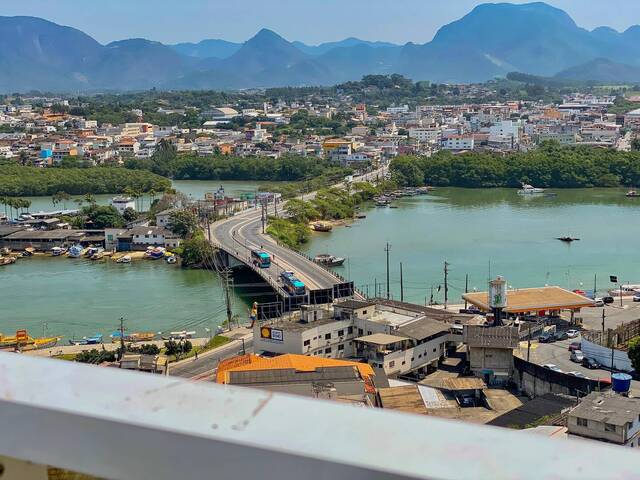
[573, 298, 640, 330]
[168, 336, 253, 379]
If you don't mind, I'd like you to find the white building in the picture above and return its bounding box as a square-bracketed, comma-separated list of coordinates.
[111, 196, 135, 214]
[443, 135, 474, 151]
[408, 127, 441, 143]
[489, 120, 520, 145]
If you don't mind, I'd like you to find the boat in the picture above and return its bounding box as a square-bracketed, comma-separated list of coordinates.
[0, 247, 10, 255]
[375, 199, 390, 207]
[116, 255, 132, 264]
[90, 248, 105, 260]
[32, 337, 61, 350]
[313, 254, 345, 267]
[85, 246, 99, 258]
[0, 330, 34, 349]
[0, 256, 16, 266]
[557, 237, 580, 243]
[67, 244, 83, 258]
[517, 183, 545, 195]
[355, 214, 367, 219]
[145, 246, 166, 260]
[51, 246, 67, 257]
[22, 247, 34, 257]
[68, 334, 103, 346]
[626, 190, 640, 198]
[166, 255, 177, 264]
[162, 331, 196, 341]
[311, 221, 333, 232]
[111, 331, 155, 343]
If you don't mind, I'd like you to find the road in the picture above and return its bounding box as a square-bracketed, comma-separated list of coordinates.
[519, 335, 640, 392]
[209, 167, 387, 293]
[575, 298, 640, 331]
[169, 337, 254, 378]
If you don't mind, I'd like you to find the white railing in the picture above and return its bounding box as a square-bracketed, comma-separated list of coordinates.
[1, 352, 639, 480]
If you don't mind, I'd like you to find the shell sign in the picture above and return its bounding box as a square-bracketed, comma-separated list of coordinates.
[260, 326, 284, 342]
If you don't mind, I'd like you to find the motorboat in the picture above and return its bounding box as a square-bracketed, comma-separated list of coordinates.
[85, 246, 99, 258]
[67, 244, 83, 258]
[145, 246, 166, 260]
[69, 334, 103, 346]
[166, 255, 177, 264]
[517, 183, 545, 195]
[626, 190, 640, 198]
[0, 256, 16, 266]
[557, 237, 580, 243]
[313, 254, 346, 267]
[51, 246, 67, 256]
[90, 248, 105, 260]
[116, 255, 132, 264]
[22, 247, 34, 257]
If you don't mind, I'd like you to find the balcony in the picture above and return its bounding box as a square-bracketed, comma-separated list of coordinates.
[1, 352, 639, 479]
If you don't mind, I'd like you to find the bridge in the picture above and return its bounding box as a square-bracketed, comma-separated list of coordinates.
[209, 169, 384, 319]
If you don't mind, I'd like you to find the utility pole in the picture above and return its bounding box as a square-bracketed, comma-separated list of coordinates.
[118, 317, 125, 361]
[385, 242, 391, 300]
[464, 273, 469, 310]
[374, 278, 377, 298]
[602, 309, 606, 335]
[444, 261, 449, 309]
[430, 285, 434, 306]
[400, 262, 404, 302]
[527, 324, 532, 362]
[261, 201, 266, 234]
[593, 273, 597, 299]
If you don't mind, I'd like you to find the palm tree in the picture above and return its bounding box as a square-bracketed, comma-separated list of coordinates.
[83, 193, 96, 206]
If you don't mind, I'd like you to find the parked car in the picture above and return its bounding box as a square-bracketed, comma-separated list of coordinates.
[566, 329, 579, 338]
[603, 296, 615, 304]
[543, 364, 563, 373]
[593, 298, 605, 307]
[539, 332, 555, 343]
[456, 393, 476, 408]
[582, 357, 601, 369]
[554, 331, 568, 341]
[570, 350, 585, 363]
[567, 371, 588, 379]
[568, 341, 582, 352]
[633, 294, 640, 303]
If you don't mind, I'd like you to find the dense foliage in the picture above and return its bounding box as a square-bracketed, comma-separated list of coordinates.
[167, 210, 199, 237]
[390, 143, 640, 188]
[75, 349, 117, 364]
[628, 337, 640, 373]
[0, 164, 170, 196]
[176, 231, 217, 268]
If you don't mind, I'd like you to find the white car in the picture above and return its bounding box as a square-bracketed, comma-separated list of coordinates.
[543, 364, 563, 373]
[593, 298, 605, 307]
[567, 371, 588, 379]
[570, 350, 585, 363]
[566, 329, 579, 338]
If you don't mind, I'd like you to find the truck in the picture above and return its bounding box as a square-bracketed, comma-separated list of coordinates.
[280, 271, 306, 296]
[251, 250, 271, 268]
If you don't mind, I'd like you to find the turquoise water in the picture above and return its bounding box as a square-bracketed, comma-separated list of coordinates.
[4, 185, 640, 337]
[301, 187, 640, 305]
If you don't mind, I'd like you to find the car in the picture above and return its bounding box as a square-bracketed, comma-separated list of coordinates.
[570, 350, 585, 363]
[568, 341, 582, 352]
[538, 332, 555, 343]
[593, 298, 605, 307]
[567, 371, 588, 379]
[634, 294, 640, 303]
[456, 393, 476, 408]
[566, 329, 579, 338]
[554, 331, 568, 341]
[603, 296, 615, 304]
[582, 357, 601, 369]
[543, 364, 563, 373]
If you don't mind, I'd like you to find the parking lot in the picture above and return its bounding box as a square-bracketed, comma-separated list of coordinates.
[575, 297, 640, 331]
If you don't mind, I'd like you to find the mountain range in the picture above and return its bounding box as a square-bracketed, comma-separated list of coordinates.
[2, 2, 640, 93]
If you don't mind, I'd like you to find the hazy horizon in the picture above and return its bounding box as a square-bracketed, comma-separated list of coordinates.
[2, 0, 640, 45]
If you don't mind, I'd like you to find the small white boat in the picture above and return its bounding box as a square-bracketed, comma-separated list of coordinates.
[67, 245, 83, 258]
[166, 255, 177, 264]
[517, 183, 545, 195]
[116, 255, 132, 264]
[51, 246, 67, 257]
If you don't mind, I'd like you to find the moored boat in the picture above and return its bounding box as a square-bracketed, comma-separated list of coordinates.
[166, 255, 177, 264]
[145, 246, 166, 260]
[313, 254, 345, 267]
[557, 236, 580, 243]
[517, 183, 545, 195]
[51, 246, 67, 256]
[69, 334, 103, 346]
[626, 190, 640, 198]
[311, 221, 333, 232]
[0, 256, 16, 266]
[116, 255, 132, 264]
[67, 244, 83, 258]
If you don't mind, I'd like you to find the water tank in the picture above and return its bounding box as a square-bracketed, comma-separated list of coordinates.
[611, 373, 632, 393]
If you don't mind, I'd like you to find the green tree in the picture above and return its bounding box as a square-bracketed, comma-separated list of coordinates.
[122, 207, 138, 223]
[179, 232, 216, 267]
[167, 209, 199, 238]
[83, 205, 125, 228]
[628, 337, 640, 373]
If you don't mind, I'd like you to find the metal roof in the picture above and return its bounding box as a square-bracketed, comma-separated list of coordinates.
[397, 319, 449, 341]
[354, 333, 408, 346]
[462, 286, 594, 313]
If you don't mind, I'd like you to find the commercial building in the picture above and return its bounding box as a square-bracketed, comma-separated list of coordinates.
[463, 325, 520, 379]
[443, 135, 474, 151]
[116, 226, 181, 251]
[568, 392, 640, 448]
[253, 299, 469, 377]
[111, 196, 135, 214]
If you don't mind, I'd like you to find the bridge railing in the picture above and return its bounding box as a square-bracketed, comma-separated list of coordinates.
[2, 353, 639, 480]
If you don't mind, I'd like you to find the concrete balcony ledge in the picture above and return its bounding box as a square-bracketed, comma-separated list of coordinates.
[1, 352, 639, 480]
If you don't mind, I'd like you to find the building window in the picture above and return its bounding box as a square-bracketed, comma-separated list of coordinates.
[325, 333, 331, 340]
[347, 326, 353, 334]
[401, 361, 405, 365]
[338, 329, 344, 337]
[338, 344, 344, 351]
[411, 357, 415, 361]
[605, 423, 616, 433]
[433, 348, 437, 352]
[389, 361, 395, 368]
[577, 418, 588, 427]
[363, 310, 367, 315]
[325, 348, 332, 354]
[418, 354, 422, 358]
[367, 331, 372, 335]
[358, 329, 363, 336]
[303, 339, 310, 346]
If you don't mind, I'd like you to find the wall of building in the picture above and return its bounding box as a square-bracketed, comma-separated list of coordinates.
[514, 357, 604, 398]
[568, 416, 627, 445]
[581, 338, 633, 373]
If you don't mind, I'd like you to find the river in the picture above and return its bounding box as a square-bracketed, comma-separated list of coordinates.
[301, 187, 640, 305]
[3, 185, 640, 338]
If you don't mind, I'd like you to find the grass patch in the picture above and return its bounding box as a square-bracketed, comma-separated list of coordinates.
[165, 335, 232, 363]
[53, 353, 78, 361]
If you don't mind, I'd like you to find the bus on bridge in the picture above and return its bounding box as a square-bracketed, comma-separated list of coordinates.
[251, 250, 272, 269]
[280, 271, 306, 296]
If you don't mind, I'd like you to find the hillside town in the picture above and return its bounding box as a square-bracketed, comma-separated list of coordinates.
[0, 87, 638, 170]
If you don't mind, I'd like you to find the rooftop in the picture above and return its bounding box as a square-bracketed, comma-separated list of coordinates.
[354, 332, 408, 346]
[397, 319, 450, 341]
[569, 391, 640, 426]
[462, 286, 594, 313]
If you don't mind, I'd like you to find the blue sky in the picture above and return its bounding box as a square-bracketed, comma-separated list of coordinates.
[2, 0, 640, 44]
